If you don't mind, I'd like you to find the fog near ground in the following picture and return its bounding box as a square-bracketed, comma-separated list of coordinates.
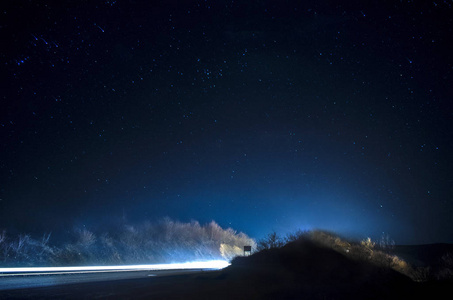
[0, 218, 256, 267]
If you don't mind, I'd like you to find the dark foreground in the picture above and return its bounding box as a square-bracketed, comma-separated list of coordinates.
[1, 239, 452, 299]
[0, 269, 211, 292]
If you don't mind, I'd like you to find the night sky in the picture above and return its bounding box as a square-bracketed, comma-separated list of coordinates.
[1, 0, 452, 245]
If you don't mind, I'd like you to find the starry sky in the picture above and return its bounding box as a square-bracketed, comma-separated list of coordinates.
[1, 0, 452, 245]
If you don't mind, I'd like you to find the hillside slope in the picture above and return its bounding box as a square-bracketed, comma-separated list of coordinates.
[392, 243, 453, 267]
[2, 237, 451, 299]
[222, 238, 415, 299]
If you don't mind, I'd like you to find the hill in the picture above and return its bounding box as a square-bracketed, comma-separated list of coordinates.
[221, 237, 415, 299]
[2, 233, 452, 299]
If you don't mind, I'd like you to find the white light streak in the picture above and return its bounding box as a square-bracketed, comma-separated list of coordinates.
[0, 260, 230, 274]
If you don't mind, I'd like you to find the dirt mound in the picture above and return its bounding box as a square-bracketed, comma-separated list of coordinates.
[223, 238, 415, 299]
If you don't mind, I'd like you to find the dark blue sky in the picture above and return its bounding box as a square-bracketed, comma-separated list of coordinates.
[1, 0, 452, 244]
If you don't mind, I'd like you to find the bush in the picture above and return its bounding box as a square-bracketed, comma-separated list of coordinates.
[284, 229, 308, 243]
[256, 231, 285, 251]
[0, 231, 55, 267]
[0, 219, 256, 267]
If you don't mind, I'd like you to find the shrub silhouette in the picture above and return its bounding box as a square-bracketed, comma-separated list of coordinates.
[284, 229, 307, 243]
[256, 231, 285, 251]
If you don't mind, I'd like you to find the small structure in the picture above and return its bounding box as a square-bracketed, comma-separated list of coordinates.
[243, 245, 252, 256]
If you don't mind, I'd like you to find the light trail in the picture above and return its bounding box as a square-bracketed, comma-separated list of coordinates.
[0, 260, 230, 275]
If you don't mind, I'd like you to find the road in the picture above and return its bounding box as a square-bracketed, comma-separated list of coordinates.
[0, 268, 212, 290]
[0, 261, 229, 299]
